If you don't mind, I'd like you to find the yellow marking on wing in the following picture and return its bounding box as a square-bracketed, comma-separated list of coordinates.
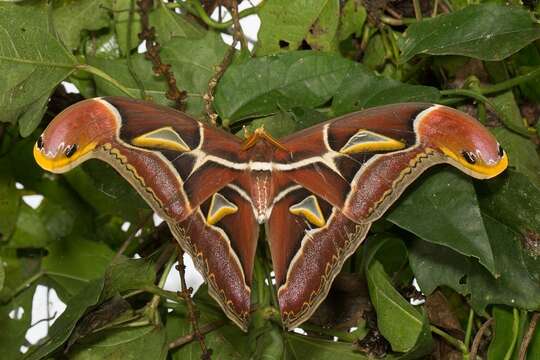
[207, 193, 238, 225]
[289, 195, 326, 227]
[131, 126, 190, 152]
[340, 130, 405, 154]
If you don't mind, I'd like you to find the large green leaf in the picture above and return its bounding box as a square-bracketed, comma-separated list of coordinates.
[53, 0, 112, 50]
[363, 236, 432, 354]
[0, 282, 38, 360]
[330, 64, 440, 116]
[24, 278, 105, 360]
[256, 0, 332, 56]
[69, 326, 167, 360]
[0, 2, 77, 135]
[408, 239, 470, 296]
[477, 170, 540, 238]
[469, 215, 540, 312]
[409, 215, 540, 313]
[387, 168, 496, 275]
[43, 237, 114, 295]
[399, 4, 540, 62]
[215, 51, 354, 125]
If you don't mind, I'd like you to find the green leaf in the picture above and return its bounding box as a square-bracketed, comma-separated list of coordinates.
[487, 306, 520, 360]
[286, 333, 368, 359]
[361, 235, 432, 355]
[387, 168, 496, 275]
[331, 64, 440, 116]
[0, 281, 38, 360]
[53, 0, 112, 50]
[69, 326, 167, 360]
[0, 157, 20, 241]
[150, 1, 205, 44]
[9, 204, 51, 248]
[362, 34, 386, 70]
[367, 260, 432, 353]
[492, 128, 540, 187]
[304, 0, 339, 52]
[215, 51, 354, 125]
[112, 0, 141, 55]
[0, 2, 76, 135]
[408, 239, 470, 296]
[338, 0, 366, 41]
[24, 278, 105, 360]
[43, 237, 114, 295]
[469, 215, 540, 312]
[399, 4, 540, 62]
[491, 91, 529, 134]
[477, 170, 540, 238]
[256, 0, 331, 55]
[102, 258, 156, 299]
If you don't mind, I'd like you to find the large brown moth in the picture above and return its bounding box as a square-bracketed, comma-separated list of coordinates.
[34, 97, 508, 331]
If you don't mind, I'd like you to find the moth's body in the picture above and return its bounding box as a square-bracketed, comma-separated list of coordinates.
[34, 97, 508, 331]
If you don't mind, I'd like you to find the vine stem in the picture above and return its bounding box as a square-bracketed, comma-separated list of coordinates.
[430, 325, 469, 356]
[519, 312, 540, 360]
[176, 249, 212, 359]
[464, 308, 475, 349]
[469, 318, 494, 360]
[75, 64, 134, 98]
[168, 320, 225, 350]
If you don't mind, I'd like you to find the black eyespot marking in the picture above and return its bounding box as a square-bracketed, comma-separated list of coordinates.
[65, 144, 78, 158]
[37, 136, 44, 150]
[498, 144, 504, 157]
[462, 151, 477, 165]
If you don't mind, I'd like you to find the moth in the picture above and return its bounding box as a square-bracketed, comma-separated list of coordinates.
[34, 97, 508, 331]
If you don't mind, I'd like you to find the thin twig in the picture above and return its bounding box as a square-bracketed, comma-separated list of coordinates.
[430, 326, 469, 355]
[519, 312, 540, 360]
[168, 320, 225, 350]
[177, 249, 212, 359]
[203, 0, 244, 126]
[469, 318, 493, 360]
[138, 0, 187, 110]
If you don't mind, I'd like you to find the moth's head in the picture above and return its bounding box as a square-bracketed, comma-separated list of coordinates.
[418, 105, 508, 179]
[34, 98, 118, 173]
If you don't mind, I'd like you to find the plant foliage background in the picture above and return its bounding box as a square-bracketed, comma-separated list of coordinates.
[1, 0, 540, 359]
